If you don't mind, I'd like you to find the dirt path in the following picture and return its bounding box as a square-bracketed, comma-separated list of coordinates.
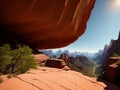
[92, 62, 98, 77]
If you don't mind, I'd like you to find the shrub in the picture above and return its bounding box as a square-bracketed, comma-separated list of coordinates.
[0, 44, 36, 74]
[116, 60, 120, 65]
[112, 53, 120, 57]
[7, 74, 13, 79]
[0, 44, 11, 73]
[0, 77, 3, 83]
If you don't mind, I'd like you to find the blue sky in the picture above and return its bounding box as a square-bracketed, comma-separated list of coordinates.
[52, 0, 120, 53]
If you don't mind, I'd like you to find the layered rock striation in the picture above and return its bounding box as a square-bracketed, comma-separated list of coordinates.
[0, 0, 95, 49]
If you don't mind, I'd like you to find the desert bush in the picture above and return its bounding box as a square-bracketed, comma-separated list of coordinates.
[0, 44, 36, 74]
[116, 60, 120, 65]
[7, 73, 13, 79]
[0, 44, 11, 73]
[40, 62, 46, 67]
[112, 53, 120, 57]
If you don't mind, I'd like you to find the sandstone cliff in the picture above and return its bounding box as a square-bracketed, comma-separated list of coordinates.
[103, 57, 120, 87]
[96, 32, 120, 87]
[0, 0, 95, 49]
[105, 32, 120, 62]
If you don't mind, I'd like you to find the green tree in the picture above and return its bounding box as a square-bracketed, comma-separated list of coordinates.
[0, 44, 11, 73]
[0, 44, 36, 74]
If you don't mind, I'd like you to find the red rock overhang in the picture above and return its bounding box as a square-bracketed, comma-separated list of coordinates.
[0, 0, 95, 49]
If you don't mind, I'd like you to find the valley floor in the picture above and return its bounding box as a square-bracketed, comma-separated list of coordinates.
[91, 62, 99, 77]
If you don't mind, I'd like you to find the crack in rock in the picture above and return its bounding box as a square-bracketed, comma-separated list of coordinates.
[42, 76, 72, 90]
[15, 76, 43, 90]
[33, 78, 53, 90]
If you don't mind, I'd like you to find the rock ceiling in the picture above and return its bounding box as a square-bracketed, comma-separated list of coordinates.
[0, 0, 95, 49]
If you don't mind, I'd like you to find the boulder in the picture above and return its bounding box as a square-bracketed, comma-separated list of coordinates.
[45, 59, 67, 68]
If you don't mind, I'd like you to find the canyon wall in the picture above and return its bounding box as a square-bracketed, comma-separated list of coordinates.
[96, 32, 120, 87]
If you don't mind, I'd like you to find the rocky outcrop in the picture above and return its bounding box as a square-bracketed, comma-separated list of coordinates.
[45, 59, 67, 69]
[33, 54, 49, 64]
[68, 55, 91, 68]
[59, 53, 95, 76]
[94, 31, 120, 64]
[60, 53, 90, 66]
[33, 53, 70, 70]
[96, 32, 120, 87]
[103, 57, 120, 87]
[106, 57, 120, 67]
[60, 53, 69, 63]
[0, 67, 120, 90]
[105, 32, 120, 63]
[0, 0, 95, 49]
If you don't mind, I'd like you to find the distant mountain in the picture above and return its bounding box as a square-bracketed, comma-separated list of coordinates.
[39, 50, 95, 59]
[94, 44, 109, 64]
[39, 50, 54, 57]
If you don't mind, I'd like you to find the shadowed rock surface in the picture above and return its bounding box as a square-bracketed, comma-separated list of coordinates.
[95, 32, 120, 87]
[104, 57, 120, 87]
[45, 59, 67, 68]
[104, 32, 120, 65]
[0, 0, 95, 49]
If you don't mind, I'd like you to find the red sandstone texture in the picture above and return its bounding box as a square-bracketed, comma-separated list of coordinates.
[0, 0, 95, 49]
[0, 67, 120, 90]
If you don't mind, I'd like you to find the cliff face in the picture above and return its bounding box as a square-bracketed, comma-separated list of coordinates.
[94, 45, 109, 64]
[95, 32, 120, 65]
[69, 56, 90, 67]
[98, 32, 120, 87]
[102, 32, 120, 69]
[105, 32, 120, 61]
[60, 53, 95, 76]
[0, 0, 95, 49]
[104, 57, 120, 87]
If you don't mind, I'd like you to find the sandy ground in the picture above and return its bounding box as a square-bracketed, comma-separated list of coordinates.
[0, 67, 119, 90]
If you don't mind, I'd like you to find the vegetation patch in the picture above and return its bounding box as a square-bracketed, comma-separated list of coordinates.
[116, 60, 120, 65]
[112, 53, 120, 57]
[0, 77, 3, 83]
[40, 62, 46, 67]
[7, 73, 13, 79]
[0, 44, 36, 75]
